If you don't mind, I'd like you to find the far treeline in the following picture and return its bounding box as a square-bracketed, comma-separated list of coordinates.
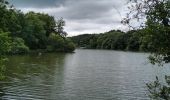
[71, 29, 154, 52]
[0, 0, 75, 56]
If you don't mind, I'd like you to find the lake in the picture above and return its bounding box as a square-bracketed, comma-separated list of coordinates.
[0, 49, 169, 100]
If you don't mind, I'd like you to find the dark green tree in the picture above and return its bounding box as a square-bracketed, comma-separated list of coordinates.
[56, 18, 67, 37]
[47, 33, 75, 52]
[22, 12, 47, 49]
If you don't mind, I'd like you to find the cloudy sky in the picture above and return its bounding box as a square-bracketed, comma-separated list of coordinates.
[8, 0, 129, 36]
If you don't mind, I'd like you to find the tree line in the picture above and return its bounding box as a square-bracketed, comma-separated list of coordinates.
[71, 29, 151, 52]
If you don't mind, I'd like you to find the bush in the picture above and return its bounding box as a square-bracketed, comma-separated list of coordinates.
[9, 37, 29, 54]
[47, 33, 75, 52]
[64, 39, 75, 52]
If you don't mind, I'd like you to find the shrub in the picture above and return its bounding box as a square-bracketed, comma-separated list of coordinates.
[10, 37, 29, 54]
[47, 33, 75, 52]
[64, 39, 75, 52]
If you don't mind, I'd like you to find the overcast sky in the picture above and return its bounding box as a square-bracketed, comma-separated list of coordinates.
[8, 0, 129, 36]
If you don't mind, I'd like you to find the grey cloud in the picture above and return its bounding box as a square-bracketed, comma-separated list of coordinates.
[59, 0, 124, 20]
[8, 0, 128, 36]
[8, 0, 65, 8]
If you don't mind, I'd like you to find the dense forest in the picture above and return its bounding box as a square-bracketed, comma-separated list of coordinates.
[71, 29, 150, 52]
[0, 0, 75, 56]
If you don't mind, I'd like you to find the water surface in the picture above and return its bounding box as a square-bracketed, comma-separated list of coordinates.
[0, 49, 169, 100]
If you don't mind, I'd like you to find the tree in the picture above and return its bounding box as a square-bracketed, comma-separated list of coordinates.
[64, 38, 76, 52]
[123, 0, 170, 99]
[35, 13, 56, 37]
[22, 12, 47, 49]
[56, 18, 67, 37]
[47, 33, 75, 52]
[47, 33, 64, 52]
[123, 0, 170, 63]
[0, 0, 13, 32]
[127, 31, 141, 51]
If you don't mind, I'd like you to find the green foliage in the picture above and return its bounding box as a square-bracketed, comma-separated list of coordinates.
[147, 76, 170, 100]
[71, 30, 145, 51]
[124, 0, 170, 63]
[0, 0, 10, 31]
[127, 31, 141, 51]
[47, 33, 75, 52]
[64, 39, 76, 52]
[21, 12, 47, 49]
[0, 0, 12, 79]
[36, 13, 56, 37]
[47, 33, 64, 52]
[71, 34, 96, 48]
[0, 0, 75, 52]
[124, 0, 170, 99]
[0, 30, 11, 55]
[98, 31, 122, 49]
[17, 12, 74, 51]
[10, 37, 29, 54]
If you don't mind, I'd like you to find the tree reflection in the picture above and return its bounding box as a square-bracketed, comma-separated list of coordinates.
[0, 57, 7, 80]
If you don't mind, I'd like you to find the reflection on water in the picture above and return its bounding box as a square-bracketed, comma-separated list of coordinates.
[0, 49, 169, 100]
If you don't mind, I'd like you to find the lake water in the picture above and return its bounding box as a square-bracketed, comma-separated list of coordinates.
[0, 49, 169, 100]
